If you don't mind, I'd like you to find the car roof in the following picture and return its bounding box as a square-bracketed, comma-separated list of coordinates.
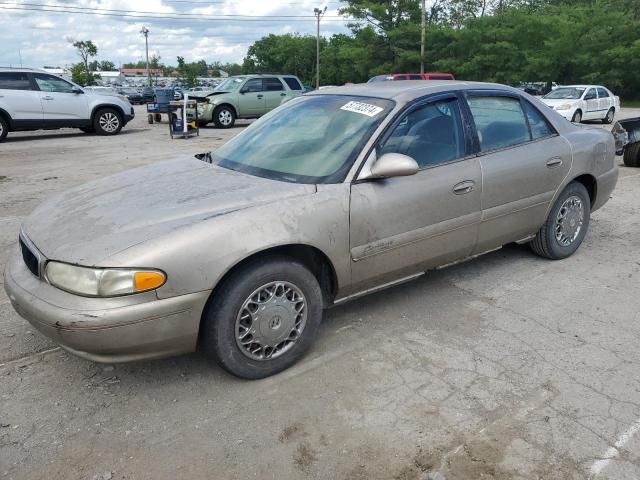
[556, 85, 604, 89]
[306, 80, 523, 103]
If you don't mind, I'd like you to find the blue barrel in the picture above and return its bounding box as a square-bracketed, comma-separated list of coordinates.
[155, 88, 173, 105]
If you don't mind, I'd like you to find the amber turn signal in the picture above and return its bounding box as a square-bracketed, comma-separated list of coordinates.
[134, 271, 166, 292]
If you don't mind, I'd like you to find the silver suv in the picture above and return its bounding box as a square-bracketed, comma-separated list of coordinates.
[0, 68, 134, 142]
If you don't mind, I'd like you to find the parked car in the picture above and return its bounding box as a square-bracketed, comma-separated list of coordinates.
[612, 117, 640, 167]
[117, 87, 144, 105]
[186, 74, 305, 128]
[368, 73, 455, 82]
[5, 82, 618, 378]
[0, 68, 134, 141]
[541, 85, 619, 123]
[139, 86, 155, 103]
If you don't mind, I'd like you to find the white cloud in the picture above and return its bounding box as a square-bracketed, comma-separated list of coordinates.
[0, 0, 350, 68]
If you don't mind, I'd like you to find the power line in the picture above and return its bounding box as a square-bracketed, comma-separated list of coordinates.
[0, 2, 352, 21]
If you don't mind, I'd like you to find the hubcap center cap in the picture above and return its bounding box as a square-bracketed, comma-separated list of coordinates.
[258, 305, 293, 342]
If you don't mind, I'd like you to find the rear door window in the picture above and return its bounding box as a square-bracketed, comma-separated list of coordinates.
[283, 77, 302, 91]
[467, 96, 531, 151]
[597, 87, 610, 98]
[522, 101, 554, 139]
[0, 72, 32, 90]
[264, 77, 284, 91]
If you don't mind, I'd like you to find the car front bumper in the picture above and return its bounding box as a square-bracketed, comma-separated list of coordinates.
[124, 106, 135, 124]
[3, 246, 210, 363]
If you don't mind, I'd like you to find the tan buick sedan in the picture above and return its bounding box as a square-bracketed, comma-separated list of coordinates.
[5, 81, 618, 378]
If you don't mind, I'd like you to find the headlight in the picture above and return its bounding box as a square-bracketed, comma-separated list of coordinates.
[45, 262, 166, 297]
[556, 103, 573, 110]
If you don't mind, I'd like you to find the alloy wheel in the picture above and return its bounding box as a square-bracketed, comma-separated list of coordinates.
[99, 112, 120, 133]
[218, 110, 233, 126]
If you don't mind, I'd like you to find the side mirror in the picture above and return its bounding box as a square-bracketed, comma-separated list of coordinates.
[362, 152, 419, 180]
[239, 87, 247, 94]
[71, 86, 84, 94]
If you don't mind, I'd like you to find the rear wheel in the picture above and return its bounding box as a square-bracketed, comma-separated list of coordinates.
[0, 116, 7, 142]
[200, 256, 323, 379]
[571, 110, 582, 123]
[93, 108, 123, 136]
[603, 108, 615, 124]
[623, 143, 640, 168]
[213, 105, 236, 129]
[530, 181, 590, 260]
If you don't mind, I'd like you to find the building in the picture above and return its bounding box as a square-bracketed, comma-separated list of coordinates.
[94, 71, 125, 85]
[119, 67, 164, 77]
[42, 67, 71, 80]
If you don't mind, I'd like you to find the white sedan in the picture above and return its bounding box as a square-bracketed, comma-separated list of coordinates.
[541, 85, 620, 124]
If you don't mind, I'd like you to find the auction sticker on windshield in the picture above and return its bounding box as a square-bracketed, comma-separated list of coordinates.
[340, 101, 384, 117]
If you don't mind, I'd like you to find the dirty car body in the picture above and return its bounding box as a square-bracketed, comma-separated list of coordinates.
[5, 81, 618, 378]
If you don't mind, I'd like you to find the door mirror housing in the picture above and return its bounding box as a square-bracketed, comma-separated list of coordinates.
[362, 152, 419, 180]
[71, 86, 84, 94]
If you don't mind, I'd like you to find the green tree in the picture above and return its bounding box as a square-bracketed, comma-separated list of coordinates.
[70, 40, 100, 85]
[176, 56, 198, 87]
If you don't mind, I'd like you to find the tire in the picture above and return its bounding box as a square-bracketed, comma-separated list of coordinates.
[0, 116, 8, 142]
[93, 108, 123, 136]
[530, 181, 591, 260]
[602, 108, 615, 124]
[623, 143, 640, 168]
[79, 127, 94, 133]
[200, 256, 323, 379]
[212, 105, 236, 129]
[571, 110, 582, 123]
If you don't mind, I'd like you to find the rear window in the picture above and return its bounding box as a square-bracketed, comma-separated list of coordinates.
[283, 77, 302, 90]
[0, 72, 31, 90]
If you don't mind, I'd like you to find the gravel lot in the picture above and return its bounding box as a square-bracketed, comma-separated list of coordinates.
[1, 105, 640, 480]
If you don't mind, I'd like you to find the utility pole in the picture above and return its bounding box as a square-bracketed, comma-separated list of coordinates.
[18, 48, 23, 68]
[420, 0, 426, 74]
[140, 26, 151, 87]
[313, 6, 326, 89]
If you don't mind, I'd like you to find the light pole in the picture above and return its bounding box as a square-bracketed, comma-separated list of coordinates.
[420, 0, 426, 74]
[140, 26, 151, 87]
[313, 6, 326, 89]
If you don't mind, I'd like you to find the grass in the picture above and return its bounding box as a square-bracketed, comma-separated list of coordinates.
[622, 100, 640, 108]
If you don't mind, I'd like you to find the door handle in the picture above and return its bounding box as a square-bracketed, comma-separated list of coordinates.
[42, 96, 54, 100]
[257, 94, 264, 99]
[452, 180, 475, 195]
[546, 157, 563, 168]
[280, 93, 286, 97]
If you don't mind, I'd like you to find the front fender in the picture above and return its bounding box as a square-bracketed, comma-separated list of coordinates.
[104, 184, 352, 300]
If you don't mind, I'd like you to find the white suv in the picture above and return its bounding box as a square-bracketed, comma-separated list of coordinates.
[0, 68, 134, 142]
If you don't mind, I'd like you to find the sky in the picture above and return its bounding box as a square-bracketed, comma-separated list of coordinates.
[0, 0, 352, 69]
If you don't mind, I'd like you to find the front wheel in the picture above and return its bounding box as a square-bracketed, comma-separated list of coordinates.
[571, 110, 582, 123]
[200, 256, 323, 379]
[530, 181, 591, 260]
[212, 105, 236, 128]
[93, 108, 123, 136]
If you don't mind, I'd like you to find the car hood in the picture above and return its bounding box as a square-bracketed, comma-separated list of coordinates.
[23, 157, 316, 265]
[541, 98, 579, 108]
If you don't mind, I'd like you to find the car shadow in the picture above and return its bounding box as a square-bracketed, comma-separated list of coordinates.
[4, 128, 141, 143]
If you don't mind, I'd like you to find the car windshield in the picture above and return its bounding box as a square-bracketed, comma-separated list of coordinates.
[212, 95, 394, 184]
[215, 77, 243, 91]
[544, 87, 585, 99]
